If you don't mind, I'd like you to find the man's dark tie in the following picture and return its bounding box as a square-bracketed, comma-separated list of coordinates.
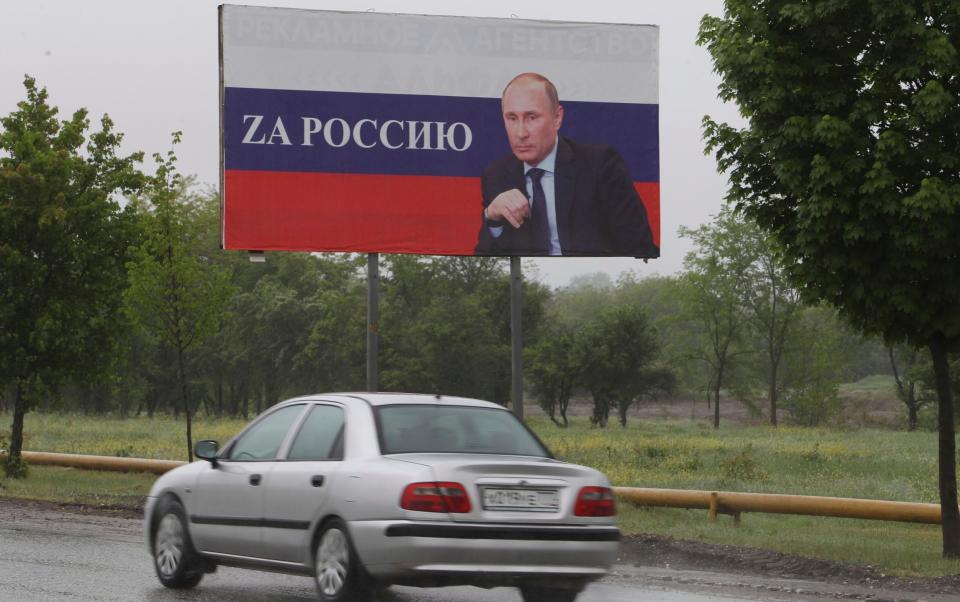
[527, 167, 550, 253]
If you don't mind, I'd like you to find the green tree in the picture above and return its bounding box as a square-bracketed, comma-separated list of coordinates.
[299, 254, 367, 395]
[740, 223, 803, 426]
[576, 304, 669, 427]
[888, 345, 935, 431]
[124, 137, 235, 461]
[380, 256, 548, 405]
[0, 77, 143, 476]
[779, 306, 849, 426]
[550, 273, 616, 330]
[699, 1, 960, 555]
[891, 347, 960, 431]
[525, 321, 578, 427]
[194, 251, 364, 417]
[678, 210, 755, 428]
[616, 274, 709, 403]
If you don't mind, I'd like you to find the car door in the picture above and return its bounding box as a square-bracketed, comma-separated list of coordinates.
[262, 403, 346, 563]
[191, 404, 307, 557]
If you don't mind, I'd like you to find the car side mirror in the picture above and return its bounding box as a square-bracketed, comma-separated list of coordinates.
[195, 440, 220, 467]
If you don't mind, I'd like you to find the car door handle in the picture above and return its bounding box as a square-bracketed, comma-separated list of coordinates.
[249, 474, 262, 486]
[311, 475, 325, 488]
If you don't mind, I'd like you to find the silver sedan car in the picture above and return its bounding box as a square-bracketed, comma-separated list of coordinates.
[144, 393, 620, 601]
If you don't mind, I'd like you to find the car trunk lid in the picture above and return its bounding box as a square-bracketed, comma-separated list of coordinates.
[393, 453, 602, 523]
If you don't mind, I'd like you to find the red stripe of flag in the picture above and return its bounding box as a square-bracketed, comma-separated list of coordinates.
[223, 170, 660, 254]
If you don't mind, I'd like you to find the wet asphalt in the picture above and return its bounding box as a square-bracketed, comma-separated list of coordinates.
[3, 499, 951, 602]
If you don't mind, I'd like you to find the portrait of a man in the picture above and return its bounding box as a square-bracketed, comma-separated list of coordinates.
[475, 72, 658, 257]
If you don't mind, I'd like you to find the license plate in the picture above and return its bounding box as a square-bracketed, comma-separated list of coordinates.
[482, 488, 560, 511]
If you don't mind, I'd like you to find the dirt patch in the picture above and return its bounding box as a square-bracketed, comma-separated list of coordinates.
[0, 494, 142, 520]
[620, 532, 960, 597]
[527, 390, 907, 428]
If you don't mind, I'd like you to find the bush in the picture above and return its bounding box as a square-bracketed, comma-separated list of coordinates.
[0, 433, 27, 479]
[914, 404, 940, 432]
[783, 382, 842, 427]
[719, 444, 767, 484]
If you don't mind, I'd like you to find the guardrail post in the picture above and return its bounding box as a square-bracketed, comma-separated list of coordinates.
[709, 491, 719, 522]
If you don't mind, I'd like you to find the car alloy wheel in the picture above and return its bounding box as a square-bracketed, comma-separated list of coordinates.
[152, 497, 203, 589]
[155, 514, 184, 577]
[316, 524, 351, 597]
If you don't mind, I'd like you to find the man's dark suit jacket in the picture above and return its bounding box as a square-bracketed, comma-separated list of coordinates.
[474, 136, 658, 257]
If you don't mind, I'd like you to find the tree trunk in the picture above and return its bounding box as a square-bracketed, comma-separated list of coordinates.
[548, 404, 561, 427]
[177, 346, 193, 463]
[769, 362, 778, 427]
[591, 396, 609, 428]
[889, 346, 915, 430]
[714, 362, 724, 429]
[9, 383, 26, 467]
[713, 385, 721, 428]
[930, 336, 960, 558]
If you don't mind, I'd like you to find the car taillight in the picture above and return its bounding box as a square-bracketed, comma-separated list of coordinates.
[400, 482, 472, 513]
[574, 486, 616, 516]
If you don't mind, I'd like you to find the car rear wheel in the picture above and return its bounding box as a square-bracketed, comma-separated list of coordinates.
[313, 519, 371, 601]
[152, 497, 203, 589]
[519, 580, 585, 602]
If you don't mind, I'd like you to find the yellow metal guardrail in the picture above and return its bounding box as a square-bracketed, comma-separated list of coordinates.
[613, 486, 944, 525]
[21, 451, 184, 475]
[18, 451, 948, 525]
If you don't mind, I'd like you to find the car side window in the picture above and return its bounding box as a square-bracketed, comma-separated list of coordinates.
[287, 404, 345, 461]
[228, 404, 305, 461]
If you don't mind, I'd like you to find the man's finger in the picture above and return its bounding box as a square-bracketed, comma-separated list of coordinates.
[506, 193, 530, 228]
[504, 207, 524, 228]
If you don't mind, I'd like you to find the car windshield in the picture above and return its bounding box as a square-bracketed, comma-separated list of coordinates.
[376, 404, 551, 457]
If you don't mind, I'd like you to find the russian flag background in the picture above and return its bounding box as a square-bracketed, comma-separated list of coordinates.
[221, 6, 660, 256]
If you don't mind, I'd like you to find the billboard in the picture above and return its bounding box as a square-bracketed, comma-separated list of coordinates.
[220, 6, 659, 257]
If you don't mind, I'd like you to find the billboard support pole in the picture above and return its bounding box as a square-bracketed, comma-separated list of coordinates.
[366, 252, 379, 392]
[510, 256, 523, 420]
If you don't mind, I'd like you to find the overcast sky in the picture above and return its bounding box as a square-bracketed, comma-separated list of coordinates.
[2, 0, 741, 288]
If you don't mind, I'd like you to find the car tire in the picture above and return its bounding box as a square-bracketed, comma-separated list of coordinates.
[313, 518, 372, 601]
[519, 580, 585, 602]
[152, 497, 203, 589]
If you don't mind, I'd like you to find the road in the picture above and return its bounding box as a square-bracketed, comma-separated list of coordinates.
[1, 499, 953, 602]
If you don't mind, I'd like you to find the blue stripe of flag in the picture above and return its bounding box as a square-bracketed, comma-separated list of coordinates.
[223, 87, 659, 181]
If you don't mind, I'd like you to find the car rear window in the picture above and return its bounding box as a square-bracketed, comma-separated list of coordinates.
[376, 404, 551, 457]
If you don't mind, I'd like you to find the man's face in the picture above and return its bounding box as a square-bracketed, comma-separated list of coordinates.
[501, 80, 563, 167]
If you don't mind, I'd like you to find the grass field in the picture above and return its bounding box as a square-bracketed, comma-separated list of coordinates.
[2, 411, 959, 576]
[837, 374, 898, 398]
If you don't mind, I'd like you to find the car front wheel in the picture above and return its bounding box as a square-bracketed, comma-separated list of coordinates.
[152, 497, 203, 589]
[313, 519, 371, 601]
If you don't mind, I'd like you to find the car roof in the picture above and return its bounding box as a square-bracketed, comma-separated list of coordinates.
[277, 392, 506, 410]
